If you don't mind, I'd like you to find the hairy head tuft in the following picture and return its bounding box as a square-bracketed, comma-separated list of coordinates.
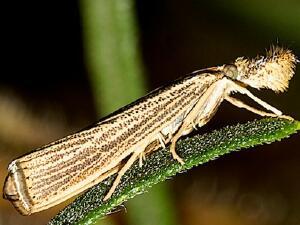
[233, 46, 297, 92]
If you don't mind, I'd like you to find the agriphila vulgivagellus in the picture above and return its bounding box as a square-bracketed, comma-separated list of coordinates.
[3, 46, 297, 215]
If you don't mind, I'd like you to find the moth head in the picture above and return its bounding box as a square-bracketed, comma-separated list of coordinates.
[227, 47, 297, 92]
[223, 64, 239, 80]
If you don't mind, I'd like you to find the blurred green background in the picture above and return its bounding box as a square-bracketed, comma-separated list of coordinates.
[1, 0, 299, 225]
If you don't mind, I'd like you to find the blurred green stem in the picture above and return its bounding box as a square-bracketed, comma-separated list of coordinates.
[80, 1, 177, 225]
[80, 0, 145, 114]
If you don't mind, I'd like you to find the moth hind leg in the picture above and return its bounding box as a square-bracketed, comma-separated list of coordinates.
[157, 132, 166, 149]
[103, 151, 140, 201]
[138, 152, 146, 167]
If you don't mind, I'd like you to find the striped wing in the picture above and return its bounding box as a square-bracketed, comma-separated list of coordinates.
[3, 71, 221, 215]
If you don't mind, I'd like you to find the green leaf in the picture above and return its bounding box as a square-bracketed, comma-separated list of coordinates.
[48, 118, 300, 225]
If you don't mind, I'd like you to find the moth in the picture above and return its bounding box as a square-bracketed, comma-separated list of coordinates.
[3, 47, 297, 215]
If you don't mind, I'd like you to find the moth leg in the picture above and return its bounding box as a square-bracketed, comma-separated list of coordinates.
[139, 154, 142, 167]
[104, 151, 140, 201]
[169, 104, 207, 165]
[228, 81, 293, 119]
[192, 121, 198, 130]
[170, 122, 199, 164]
[139, 152, 145, 167]
[170, 126, 188, 165]
[225, 95, 290, 118]
[170, 81, 224, 165]
[157, 133, 166, 148]
[229, 81, 283, 115]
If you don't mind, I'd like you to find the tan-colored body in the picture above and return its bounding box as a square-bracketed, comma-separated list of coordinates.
[3, 47, 297, 215]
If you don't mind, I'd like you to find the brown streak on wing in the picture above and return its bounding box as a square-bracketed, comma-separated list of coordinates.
[4, 72, 221, 214]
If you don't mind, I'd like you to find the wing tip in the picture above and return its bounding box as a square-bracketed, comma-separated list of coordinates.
[3, 165, 33, 216]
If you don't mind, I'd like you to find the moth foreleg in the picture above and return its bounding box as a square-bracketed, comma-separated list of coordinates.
[103, 151, 140, 201]
[229, 81, 283, 115]
[225, 95, 290, 119]
[227, 81, 293, 120]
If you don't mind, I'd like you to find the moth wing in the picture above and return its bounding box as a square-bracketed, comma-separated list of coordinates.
[3, 123, 122, 215]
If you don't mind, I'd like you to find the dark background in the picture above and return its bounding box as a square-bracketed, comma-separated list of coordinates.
[1, 1, 299, 225]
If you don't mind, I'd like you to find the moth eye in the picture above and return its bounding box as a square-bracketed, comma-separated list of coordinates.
[224, 64, 238, 79]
